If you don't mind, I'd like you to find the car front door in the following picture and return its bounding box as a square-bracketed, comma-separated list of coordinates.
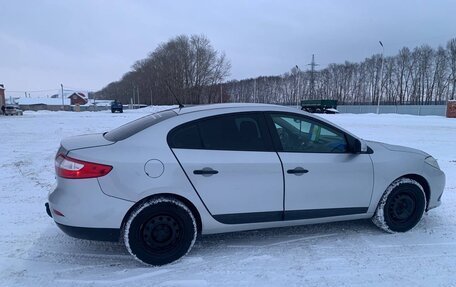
[169, 112, 284, 224]
[267, 112, 374, 220]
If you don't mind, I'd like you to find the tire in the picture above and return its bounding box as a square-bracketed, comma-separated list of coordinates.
[123, 198, 197, 266]
[372, 178, 427, 233]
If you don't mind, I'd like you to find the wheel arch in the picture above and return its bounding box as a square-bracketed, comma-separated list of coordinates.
[398, 174, 430, 210]
[121, 193, 203, 234]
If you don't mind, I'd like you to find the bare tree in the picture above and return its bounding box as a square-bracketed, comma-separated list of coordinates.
[96, 34, 230, 105]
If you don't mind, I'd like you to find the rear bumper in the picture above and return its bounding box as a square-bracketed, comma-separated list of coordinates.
[45, 201, 121, 242]
[48, 177, 134, 230]
[56, 223, 120, 242]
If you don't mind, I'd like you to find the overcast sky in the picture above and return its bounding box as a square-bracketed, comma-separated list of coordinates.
[1, 0, 455, 97]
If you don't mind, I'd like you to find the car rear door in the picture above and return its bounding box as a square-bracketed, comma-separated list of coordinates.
[266, 112, 374, 220]
[169, 112, 284, 224]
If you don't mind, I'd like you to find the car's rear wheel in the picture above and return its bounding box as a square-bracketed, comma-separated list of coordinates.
[373, 178, 426, 233]
[123, 198, 197, 266]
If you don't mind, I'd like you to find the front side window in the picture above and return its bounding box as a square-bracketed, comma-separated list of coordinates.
[168, 113, 272, 151]
[270, 114, 347, 153]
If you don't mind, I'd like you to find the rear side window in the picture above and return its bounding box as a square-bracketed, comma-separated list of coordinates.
[168, 113, 272, 151]
[104, 110, 176, 142]
[168, 124, 203, 149]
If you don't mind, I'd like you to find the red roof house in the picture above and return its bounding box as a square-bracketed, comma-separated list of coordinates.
[68, 92, 88, 105]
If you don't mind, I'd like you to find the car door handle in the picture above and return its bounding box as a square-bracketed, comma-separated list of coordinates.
[193, 168, 219, 176]
[287, 167, 309, 175]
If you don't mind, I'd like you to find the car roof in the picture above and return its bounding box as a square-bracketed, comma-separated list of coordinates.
[174, 103, 297, 115]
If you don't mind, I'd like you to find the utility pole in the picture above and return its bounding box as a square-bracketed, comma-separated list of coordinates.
[93, 92, 97, 112]
[296, 65, 300, 108]
[132, 86, 135, 108]
[61, 84, 64, 110]
[307, 54, 319, 100]
[253, 78, 256, 103]
[220, 84, 223, 103]
[150, 88, 153, 106]
[137, 86, 140, 107]
[376, 41, 384, 114]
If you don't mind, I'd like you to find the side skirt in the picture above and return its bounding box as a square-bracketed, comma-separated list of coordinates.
[213, 207, 368, 225]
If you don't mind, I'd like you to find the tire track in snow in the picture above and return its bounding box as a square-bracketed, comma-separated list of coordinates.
[56, 268, 171, 285]
[226, 233, 338, 248]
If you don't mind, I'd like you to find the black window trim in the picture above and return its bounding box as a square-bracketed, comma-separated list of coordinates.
[167, 111, 275, 152]
[264, 111, 355, 154]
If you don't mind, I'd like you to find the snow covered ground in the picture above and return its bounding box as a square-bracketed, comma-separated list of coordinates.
[1, 108, 455, 287]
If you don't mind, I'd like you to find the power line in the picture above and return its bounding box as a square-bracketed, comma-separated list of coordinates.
[6, 89, 59, 93]
[6, 86, 94, 94]
[64, 86, 94, 92]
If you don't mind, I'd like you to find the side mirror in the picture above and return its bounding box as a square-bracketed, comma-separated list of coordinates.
[353, 138, 368, 153]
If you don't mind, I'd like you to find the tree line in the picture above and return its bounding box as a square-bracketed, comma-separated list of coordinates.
[94, 34, 230, 105]
[95, 36, 456, 105]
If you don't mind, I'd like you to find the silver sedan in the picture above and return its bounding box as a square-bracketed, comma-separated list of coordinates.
[47, 103, 445, 265]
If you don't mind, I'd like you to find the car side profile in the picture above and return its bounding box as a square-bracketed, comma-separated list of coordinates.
[46, 103, 445, 266]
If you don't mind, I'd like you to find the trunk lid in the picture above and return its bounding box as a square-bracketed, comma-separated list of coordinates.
[60, 133, 114, 151]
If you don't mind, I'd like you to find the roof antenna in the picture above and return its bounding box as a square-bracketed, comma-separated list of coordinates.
[165, 81, 184, 109]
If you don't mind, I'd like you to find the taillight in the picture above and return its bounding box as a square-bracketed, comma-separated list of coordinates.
[55, 154, 112, 179]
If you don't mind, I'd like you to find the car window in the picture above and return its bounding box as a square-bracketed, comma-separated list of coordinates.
[168, 113, 272, 151]
[270, 114, 347, 153]
[168, 124, 203, 149]
[104, 109, 177, 142]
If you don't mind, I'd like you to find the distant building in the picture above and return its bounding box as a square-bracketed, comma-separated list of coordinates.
[13, 95, 113, 112]
[0, 84, 5, 107]
[68, 92, 88, 105]
[16, 97, 70, 111]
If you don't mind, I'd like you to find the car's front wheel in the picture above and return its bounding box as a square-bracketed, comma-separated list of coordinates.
[373, 178, 426, 233]
[123, 197, 197, 266]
